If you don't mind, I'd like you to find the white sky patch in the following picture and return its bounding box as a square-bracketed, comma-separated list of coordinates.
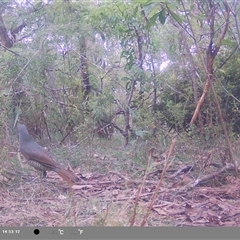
[160, 60, 170, 71]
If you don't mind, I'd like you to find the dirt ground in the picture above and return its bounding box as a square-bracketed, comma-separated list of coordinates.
[1, 137, 240, 226]
[1, 165, 240, 226]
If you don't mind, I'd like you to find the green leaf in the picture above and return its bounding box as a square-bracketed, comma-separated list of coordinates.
[158, 8, 166, 25]
[128, 106, 137, 118]
[35, 1, 42, 9]
[169, 10, 182, 24]
[218, 69, 226, 75]
[133, 5, 139, 16]
[121, 77, 130, 82]
[135, 130, 150, 138]
[135, 130, 144, 138]
[130, 139, 137, 146]
[13, 106, 22, 128]
[132, 0, 156, 4]
[147, 12, 159, 29]
[126, 81, 131, 90]
[220, 39, 236, 47]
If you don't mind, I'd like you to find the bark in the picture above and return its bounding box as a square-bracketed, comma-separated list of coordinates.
[79, 36, 91, 99]
[190, 1, 230, 124]
[189, 1, 237, 175]
[0, 14, 13, 48]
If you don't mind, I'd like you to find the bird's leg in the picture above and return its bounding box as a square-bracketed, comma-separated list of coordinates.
[31, 170, 46, 183]
[42, 170, 47, 178]
[38, 170, 47, 183]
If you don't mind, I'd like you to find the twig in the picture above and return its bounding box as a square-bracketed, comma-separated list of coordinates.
[182, 163, 236, 191]
[130, 148, 153, 226]
[141, 137, 176, 226]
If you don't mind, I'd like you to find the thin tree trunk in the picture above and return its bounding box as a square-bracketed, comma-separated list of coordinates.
[0, 14, 13, 48]
[79, 36, 91, 99]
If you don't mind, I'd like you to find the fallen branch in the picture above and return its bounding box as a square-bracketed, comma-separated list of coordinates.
[182, 163, 236, 191]
[170, 165, 195, 178]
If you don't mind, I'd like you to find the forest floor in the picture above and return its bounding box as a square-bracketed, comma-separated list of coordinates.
[1, 133, 240, 226]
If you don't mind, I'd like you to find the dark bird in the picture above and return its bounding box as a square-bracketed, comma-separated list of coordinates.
[17, 123, 78, 185]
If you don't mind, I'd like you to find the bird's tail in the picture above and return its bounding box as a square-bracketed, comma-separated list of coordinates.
[55, 167, 79, 185]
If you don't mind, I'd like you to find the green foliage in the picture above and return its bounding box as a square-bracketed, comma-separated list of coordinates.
[0, 0, 239, 145]
[217, 55, 240, 134]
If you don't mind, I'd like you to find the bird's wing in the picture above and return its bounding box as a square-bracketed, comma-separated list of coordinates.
[20, 143, 61, 169]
